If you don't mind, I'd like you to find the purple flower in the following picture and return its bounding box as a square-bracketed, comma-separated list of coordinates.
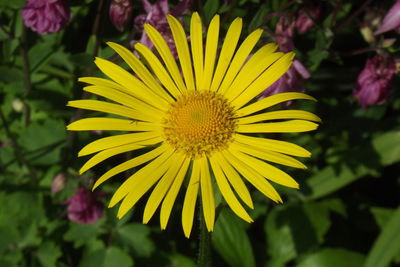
[295, 5, 320, 34]
[375, 0, 400, 35]
[133, 0, 191, 57]
[66, 188, 103, 224]
[353, 55, 396, 108]
[22, 0, 71, 34]
[274, 16, 296, 52]
[109, 0, 133, 32]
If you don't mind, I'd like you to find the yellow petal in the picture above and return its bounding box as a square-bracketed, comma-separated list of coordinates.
[229, 148, 299, 188]
[209, 156, 253, 222]
[237, 120, 319, 133]
[182, 159, 200, 238]
[232, 52, 295, 109]
[78, 132, 160, 157]
[160, 156, 191, 229]
[83, 85, 164, 120]
[107, 42, 174, 103]
[231, 141, 307, 169]
[115, 151, 176, 218]
[218, 29, 264, 94]
[210, 17, 242, 91]
[200, 15, 219, 91]
[67, 100, 151, 122]
[142, 153, 185, 224]
[80, 137, 162, 174]
[167, 15, 195, 91]
[213, 152, 253, 209]
[94, 57, 169, 109]
[190, 12, 204, 90]
[236, 110, 321, 124]
[222, 150, 282, 203]
[234, 133, 311, 157]
[235, 92, 317, 117]
[144, 24, 187, 93]
[224, 46, 281, 101]
[135, 43, 182, 98]
[199, 157, 215, 232]
[109, 147, 174, 208]
[92, 144, 168, 190]
[67, 118, 160, 132]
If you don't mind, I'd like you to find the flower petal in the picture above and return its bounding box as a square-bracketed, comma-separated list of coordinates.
[236, 110, 321, 124]
[67, 118, 160, 132]
[182, 159, 200, 238]
[237, 120, 319, 133]
[190, 12, 204, 90]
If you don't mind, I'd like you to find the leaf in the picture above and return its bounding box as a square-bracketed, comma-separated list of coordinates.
[18, 119, 66, 166]
[64, 223, 102, 248]
[79, 247, 134, 267]
[364, 208, 400, 267]
[204, 0, 220, 23]
[36, 242, 62, 267]
[0, 66, 23, 83]
[168, 253, 196, 267]
[297, 248, 365, 267]
[29, 41, 55, 73]
[370, 207, 395, 230]
[212, 208, 255, 267]
[372, 130, 400, 166]
[306, 129, 400, 199]
[248, 4, 267, 32]
[116, 223, 154, 258]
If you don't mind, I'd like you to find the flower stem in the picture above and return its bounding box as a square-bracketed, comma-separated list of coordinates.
[198, 210, 212, 267]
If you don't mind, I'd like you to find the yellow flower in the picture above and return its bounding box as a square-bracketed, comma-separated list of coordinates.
[67, 12, 320, 238]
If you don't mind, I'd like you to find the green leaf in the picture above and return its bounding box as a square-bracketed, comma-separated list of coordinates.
[29, 41, 55, 73]
[248, 4, 267, 32]
[168, 254, 196, 267]
[79, 247, 134, 267]
[0, 66, 23, 83]
[64, 222, 102, 248]
[36, 242, 62, 267]
[204, 0, 220, 23]
[0, 0, 25, 9]
[372, 130, 400, 166]
[18, 119, 66, 166]
[370, 207, 395, 230]
[212, 208, 255, 267]
[297, 248, 365, 267]
[116, 223, 154, 258]
[364, 208, 400, 267]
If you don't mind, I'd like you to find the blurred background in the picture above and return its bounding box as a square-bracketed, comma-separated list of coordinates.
[0, 0, 399, 266]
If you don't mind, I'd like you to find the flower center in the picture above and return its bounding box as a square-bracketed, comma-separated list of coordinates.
[163, 91, 236, 158]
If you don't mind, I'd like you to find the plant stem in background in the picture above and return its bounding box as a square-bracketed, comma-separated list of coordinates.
[20, 25, 32, 127]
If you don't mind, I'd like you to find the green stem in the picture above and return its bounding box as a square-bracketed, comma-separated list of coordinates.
[198, 210, 212, 267]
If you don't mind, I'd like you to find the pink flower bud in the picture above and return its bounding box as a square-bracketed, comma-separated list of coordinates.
[375, 0, 400, 35]
[295, 6, 320, 34]
[109, 0, 133, 32]
[66, 188, 104, 224]
[353, 55, 396, 108]
[51, 173, 67, 193]
[22, 0, 71, 34]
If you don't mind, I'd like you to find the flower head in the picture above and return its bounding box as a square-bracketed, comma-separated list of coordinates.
[66, 188, 104, 224]
[109, 0, 133, 32]
[353, 55, 396, 108]
[22, 0, 71, 34]
[68, 13, 320, 237]
[375, 0, 400, 35]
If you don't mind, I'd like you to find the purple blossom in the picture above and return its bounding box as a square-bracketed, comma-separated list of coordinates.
[295, 5, 320, 34]
[263, 15, 311, 98]
[375, 0, 400, 35]
[66, 188, 104, 224]
[22, 0, 71, 34]
[353, 55, 396, 108]
[133, 0, 191, 57]
[109, 0, 133, 32]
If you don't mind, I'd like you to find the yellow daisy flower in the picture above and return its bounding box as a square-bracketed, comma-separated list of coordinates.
[67, 12, 320, 238]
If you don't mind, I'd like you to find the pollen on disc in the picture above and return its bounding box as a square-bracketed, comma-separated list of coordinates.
[163, 91, 236, 158]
